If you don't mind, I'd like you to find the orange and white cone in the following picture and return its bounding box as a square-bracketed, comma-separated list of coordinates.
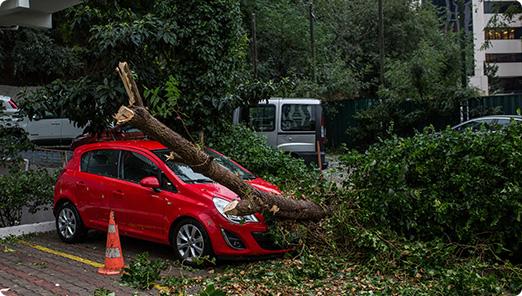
[98, 210, 125, 275]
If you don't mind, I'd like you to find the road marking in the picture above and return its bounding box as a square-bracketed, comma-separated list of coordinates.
[19, 240, 170, 292]
[20, 241, 103, 268]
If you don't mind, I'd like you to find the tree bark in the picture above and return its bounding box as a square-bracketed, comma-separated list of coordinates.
[114, 62, 327, 220]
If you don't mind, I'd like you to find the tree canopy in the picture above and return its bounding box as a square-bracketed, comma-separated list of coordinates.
[1, 0, 247, 132]
[0, 0, 474, 134]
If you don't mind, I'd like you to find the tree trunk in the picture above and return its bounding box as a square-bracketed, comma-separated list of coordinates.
[114, 62, 327, 220]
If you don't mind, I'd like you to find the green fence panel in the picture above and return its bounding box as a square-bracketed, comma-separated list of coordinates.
[324, 98, 376, 148]
[468, 93, 522, 115]
[325, 93, 522, 149]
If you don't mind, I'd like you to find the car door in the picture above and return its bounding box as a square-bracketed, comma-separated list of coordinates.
[111, 149, 171, 242]
[238, 104, 278, 147]
[76, 149, 119, 229]
[277, 103, 317, 153]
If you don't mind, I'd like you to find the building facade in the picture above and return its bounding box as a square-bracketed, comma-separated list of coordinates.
[470, 0, 522, 94]
[0, 0, 80, 28]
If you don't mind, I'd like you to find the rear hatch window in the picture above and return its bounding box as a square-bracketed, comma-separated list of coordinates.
[281, 104, 317, 131]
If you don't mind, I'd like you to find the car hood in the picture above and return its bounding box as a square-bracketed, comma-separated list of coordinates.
[185, 178, 281, 202]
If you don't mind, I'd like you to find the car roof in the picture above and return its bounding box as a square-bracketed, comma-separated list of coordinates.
[79, 140, 167, 151]
[267, 97, 321, 105]
[469, 115, 522, 120]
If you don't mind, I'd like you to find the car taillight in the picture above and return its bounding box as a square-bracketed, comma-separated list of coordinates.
[320, 115, 326, 142]
[8, 99, 18, 109]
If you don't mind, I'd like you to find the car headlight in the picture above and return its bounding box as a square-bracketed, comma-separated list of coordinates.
[213, 197, 258, 224]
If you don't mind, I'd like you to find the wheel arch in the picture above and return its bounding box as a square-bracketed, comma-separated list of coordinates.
[53, 196, 74, 216]
[168, 214, 216, 245]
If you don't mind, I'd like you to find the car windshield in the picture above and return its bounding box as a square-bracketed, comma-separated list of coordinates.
[153, 149, 255, 183]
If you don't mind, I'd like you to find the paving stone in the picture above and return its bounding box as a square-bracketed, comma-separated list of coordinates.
[0, 232, 161, 295]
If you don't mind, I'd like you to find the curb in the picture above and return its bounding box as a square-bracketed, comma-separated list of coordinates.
[0, 221, 54, 239]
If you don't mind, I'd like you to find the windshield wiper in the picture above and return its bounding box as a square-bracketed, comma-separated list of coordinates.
[186, 179, 214, 184]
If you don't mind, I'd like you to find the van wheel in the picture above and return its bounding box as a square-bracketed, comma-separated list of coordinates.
[56, 202, 86, 243]
[171, 219, 213, 265]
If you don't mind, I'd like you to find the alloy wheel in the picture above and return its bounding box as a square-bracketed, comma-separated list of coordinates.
[176, 224, 204, 261]
[58, 208, 77, 239]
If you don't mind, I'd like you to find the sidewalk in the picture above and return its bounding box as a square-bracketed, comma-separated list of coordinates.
[0, 231, 208, 295]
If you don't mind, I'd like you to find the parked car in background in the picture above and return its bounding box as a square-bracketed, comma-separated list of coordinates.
[452, 115, 522, 131]
[0, 95, 23, 128]
[233, 98, 327, 168]
[18, 111, 84, 145]
[54, 140, 288, 262]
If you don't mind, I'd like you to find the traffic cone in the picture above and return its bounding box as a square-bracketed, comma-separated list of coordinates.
[98, 210, 125, 275]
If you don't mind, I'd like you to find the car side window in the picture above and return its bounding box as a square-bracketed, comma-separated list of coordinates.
[120, 150, 176, 192]
[121, 151, 159, 183]
[159, 172, 177, 192]
[496, 119, 511, 126]
[80, 150, 119, 178]
[462, 121, 481, 131]
[457, 119, 494, 131]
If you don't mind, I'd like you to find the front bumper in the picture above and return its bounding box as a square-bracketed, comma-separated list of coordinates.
[204, 217, 290, 257]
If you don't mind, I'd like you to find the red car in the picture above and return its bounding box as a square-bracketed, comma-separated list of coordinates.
[54, 140, 288, 262]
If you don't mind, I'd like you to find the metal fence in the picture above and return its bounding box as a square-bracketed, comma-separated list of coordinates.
[325, 93, 522, 148]
[324, 98, 377, 148]
[20, 147, 72, 169]
[468, 94, 522, 117]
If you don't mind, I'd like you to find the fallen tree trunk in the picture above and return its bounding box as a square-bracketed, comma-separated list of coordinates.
[114, 62, 327, 220]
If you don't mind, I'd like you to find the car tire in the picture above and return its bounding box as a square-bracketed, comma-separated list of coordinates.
[55, 202, 86, 243]
[171, 218, 213, 265]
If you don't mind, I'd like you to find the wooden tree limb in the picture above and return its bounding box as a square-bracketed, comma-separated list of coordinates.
[114, 62, 327, 221]
[116, 62, 144, 107]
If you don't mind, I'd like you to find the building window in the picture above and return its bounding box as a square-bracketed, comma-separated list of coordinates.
[484, 1, 522, 14]
[486, 53, 522, 63]
[485, 27, 522, 40]
[496, 77, 522, 93]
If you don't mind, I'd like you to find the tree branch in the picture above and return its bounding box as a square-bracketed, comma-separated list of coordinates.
[114, 62, 327, 221]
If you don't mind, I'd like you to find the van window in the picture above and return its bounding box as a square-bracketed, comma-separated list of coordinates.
[281, 104, 316, 131]
[81, 150, 119, 178]
[240, 105, 276, 132]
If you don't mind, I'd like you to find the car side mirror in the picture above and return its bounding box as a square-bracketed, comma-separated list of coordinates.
[139, 176, 160, 192]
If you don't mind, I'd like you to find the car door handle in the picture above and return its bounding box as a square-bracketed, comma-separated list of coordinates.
[288, 136, 293, 141]
[152, 194, 172, 206]
[76, 181, 88, 191]
[113, 190, 124, 198]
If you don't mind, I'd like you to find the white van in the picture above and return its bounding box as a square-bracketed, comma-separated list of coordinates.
[18, 111, 84, 145]
[233, 98, 327, 168]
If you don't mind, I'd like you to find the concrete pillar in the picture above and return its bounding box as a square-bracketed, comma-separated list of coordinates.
[470, 0, 490, 95]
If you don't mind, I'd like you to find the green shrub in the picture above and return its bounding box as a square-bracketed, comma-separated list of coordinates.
[0, 125, 54, 227]
[207, 124, 320, 191]
[0, 169, 55, 227]
[121, 252, 167, 289]
[340, 124, 522, 257]
[0, 126, 33, 161]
